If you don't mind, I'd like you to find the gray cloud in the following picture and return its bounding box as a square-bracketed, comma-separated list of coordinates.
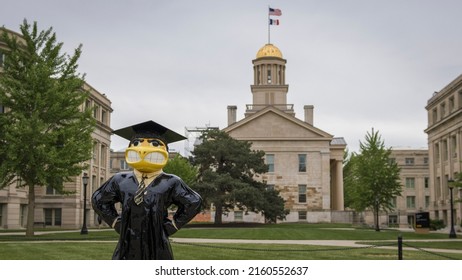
[3, 0, 461, 153]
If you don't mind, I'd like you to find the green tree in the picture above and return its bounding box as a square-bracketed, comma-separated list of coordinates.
[449, 173, 462, 206]
[343, 129, 402, 231]
[164, 154, 198, 186]
[0, 20, 95, 236]
[343, 149, 355, 209]
[192, 129, 287, 224]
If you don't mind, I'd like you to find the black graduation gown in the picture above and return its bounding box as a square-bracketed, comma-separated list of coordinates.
[91, 171, 202, 260]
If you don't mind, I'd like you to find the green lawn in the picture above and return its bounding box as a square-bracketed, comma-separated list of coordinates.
[0, 241, 460, 260]
[0, 223, 460, 260]
[174, 223, 453, 241]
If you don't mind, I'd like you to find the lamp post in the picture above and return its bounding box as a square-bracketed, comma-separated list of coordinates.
[80, 173, 89, 235]
[448, 179, 457, 238]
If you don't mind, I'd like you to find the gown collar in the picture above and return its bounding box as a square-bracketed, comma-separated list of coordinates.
[133, 169, 163, 186]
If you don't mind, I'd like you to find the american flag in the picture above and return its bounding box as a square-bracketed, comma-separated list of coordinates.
[269, 7, 282, 16]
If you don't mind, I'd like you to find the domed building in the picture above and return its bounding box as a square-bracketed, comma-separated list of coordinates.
[223, 43, 348, 223]
[256, 43, 284, 58]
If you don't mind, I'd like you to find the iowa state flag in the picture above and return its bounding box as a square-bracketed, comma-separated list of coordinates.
[269, 19, 280, 25]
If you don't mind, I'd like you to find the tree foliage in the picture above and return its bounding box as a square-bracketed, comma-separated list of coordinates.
[343, 129, 402, 231]
[0, 20, 95, 236]
[449, 173, 462, 204]
[342, 149, 355, 209]
[164, 154, 198, 186]
[191, 129, 287, 224]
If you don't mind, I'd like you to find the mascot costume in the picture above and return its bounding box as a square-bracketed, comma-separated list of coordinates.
[92, 120, 202, 260]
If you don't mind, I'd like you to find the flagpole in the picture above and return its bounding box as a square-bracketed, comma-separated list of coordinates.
[268, 5, 270, 44]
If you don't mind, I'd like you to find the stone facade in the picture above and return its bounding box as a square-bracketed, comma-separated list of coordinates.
[425, 74, 462, 228]
[223, 44, 347, 223]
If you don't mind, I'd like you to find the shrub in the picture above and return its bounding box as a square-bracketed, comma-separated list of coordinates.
[430, 219, 445, 231]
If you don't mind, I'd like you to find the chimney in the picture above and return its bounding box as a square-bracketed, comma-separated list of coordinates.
[227, 105, 237, 126]
[304, 105, 314, 125]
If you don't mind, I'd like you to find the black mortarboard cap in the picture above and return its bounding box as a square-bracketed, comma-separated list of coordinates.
[112, 120, 186, 144]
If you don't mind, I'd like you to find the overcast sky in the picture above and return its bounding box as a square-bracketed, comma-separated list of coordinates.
[3, 0, 462, 154]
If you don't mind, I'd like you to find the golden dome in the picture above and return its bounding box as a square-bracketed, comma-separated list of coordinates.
[256, 44, 283, 59]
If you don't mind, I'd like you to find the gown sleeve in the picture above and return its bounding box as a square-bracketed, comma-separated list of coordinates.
[91, 175, 122, 229]
[169, 177, 202, 231]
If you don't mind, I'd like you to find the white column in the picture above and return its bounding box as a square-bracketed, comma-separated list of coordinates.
[335, 160, 344, 210]
[321, 152, 331, 210]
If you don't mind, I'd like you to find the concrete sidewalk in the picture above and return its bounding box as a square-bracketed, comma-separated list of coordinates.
[170, 237, 462, 255]
[171, 238, 365, 247]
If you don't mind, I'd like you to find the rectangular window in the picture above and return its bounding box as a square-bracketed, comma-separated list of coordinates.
[266, 154, 274, 172]
[46, 186, 56, 195]
[423, 157, 429, 165]
[101, 110, 107, 124]
[424, 177, 429, 188]
[298, 185, 307, 203]
[93, 142, 99, 164]
[405, 158, 415, 165]
[0, 204, 3, 227]
[91, 176, 96, 198]
[449, 96, 455, 112]
[443, 140, 448, 161]
[425, 196, 430, 208]
[0, 50, 4, 67]
[440, 102, 446, 119]
[85, 99, 91, 110]
[54, 209, 62, 226]
[120, 160, 129, 170]
[435, 143, 440, 163]
[435, 176, 441, 198]
[459, 91, 462, 108]
[44, 208, 62, 226]
[298, 154, 307, 172]
[390, 197, 397, 208]
[407, 215, 415, 226]
[20, 205, 27, 227]
[432, 108, 438, 124]
[266, 184, 275, 191]
[298, 211, 307, 221]
[452, 136, 457, 158]
[93, 105, 99, 119]
[388, 215, 398, 226]
[405, 178, 415, 188]
[101, 145, 107, 168]
[234, 211, 243, 221]
[44, 209, 52, 226]
[406, 196, 416, 209]
[16, 177, 22, 188]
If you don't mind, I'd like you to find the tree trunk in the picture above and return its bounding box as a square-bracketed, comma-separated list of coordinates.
[214, 202, 223, 224]
[374, 206, 380, 232]
[25, 184, 35, 237]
